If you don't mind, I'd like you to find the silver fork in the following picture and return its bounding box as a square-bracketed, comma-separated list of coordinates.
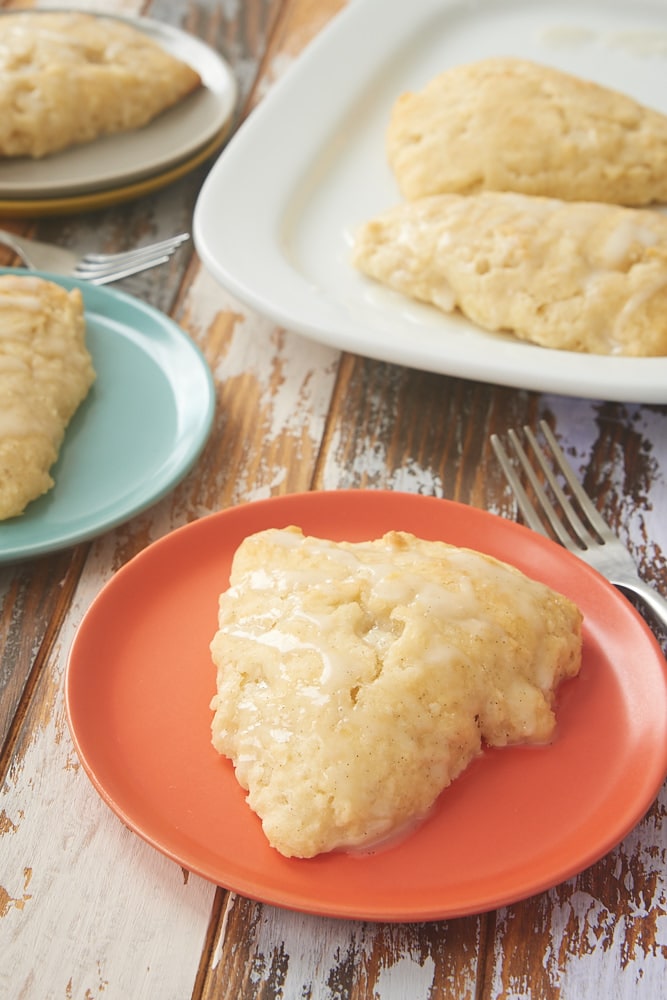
[0, 229, 189, 284]
[491, 420, 667, 632]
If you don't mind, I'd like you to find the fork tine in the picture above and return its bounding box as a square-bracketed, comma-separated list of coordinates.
[76, 250, 175, 276]
[0, 229, 190, 283]
[494, 429, 580, 547]
[79, 254, 174, 285]
[494, 425, 667, 633]
[536, 420, 616, 542]
[521, 425, 598, 549]
[508, 428, 579, 547]
[494, 423, 616, 552]
[73, 234, 190, 282]
[490, 433, 551, 538]
[79, 233, 189, 266]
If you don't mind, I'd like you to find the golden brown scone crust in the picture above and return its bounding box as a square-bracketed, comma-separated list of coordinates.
[210, 527, 582, 858]
[387, 57, 667, 206]
[352, 191, 667, 356]
[0, 275, 95, 519]
[0, 11, 202, 158]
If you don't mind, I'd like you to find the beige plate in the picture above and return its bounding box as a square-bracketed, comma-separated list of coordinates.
[0, 11, 237, 199]
[0, 127, 231, 218]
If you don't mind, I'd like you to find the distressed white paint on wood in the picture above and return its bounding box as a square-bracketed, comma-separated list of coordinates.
[319, 419, 446, 494]
[211, 894, 482, 1000]
[183, 268, 340, 438]
[0, 573, 216, 1000]
[372, 954, 437, 1000]
[489, 783, 667, 1000]
[180, 267, 341, 502]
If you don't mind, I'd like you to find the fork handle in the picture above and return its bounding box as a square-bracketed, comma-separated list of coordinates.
[615, 577, 667, 636]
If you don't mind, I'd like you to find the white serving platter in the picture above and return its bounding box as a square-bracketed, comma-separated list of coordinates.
[194, 0, 667, 403]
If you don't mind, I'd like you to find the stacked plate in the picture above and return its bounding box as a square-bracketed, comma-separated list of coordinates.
[0, 13, 237, 217]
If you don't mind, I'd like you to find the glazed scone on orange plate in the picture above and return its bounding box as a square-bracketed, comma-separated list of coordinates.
[0, 11, 202, 158]
[210, 527, 583, 859]
[0, 274, 95, 520]
[387, 57, 667, 206]
[352, 190, 667, 356]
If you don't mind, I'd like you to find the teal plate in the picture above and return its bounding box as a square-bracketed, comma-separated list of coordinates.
[0, 269, 215, 562]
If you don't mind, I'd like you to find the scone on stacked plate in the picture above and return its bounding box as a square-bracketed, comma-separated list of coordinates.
[352, 58, 667, 356]
[210, 526, 583, 859]
[0, 11, 202, 159]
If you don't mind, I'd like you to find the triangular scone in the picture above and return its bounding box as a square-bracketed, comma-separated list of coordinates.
[0, 275, 95, 520]
[0, 12, 202, 159]
[387, 57, 667, 206]
[352, 191, 667, 356]
[210, 527, 582, 858]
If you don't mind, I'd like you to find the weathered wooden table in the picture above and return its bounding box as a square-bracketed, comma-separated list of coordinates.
[1, 1, 666, 997]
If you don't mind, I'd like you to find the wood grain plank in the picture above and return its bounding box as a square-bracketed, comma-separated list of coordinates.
[314, 356, 543, 504]
[0, 551, 84, 750]
[484, 784, 667, 998]
[0, 566, 217, 999]
[175, 267, 341, 507]
[203, 894, 485, 1000]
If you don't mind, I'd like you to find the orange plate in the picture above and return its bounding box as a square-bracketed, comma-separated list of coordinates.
[65, 491, 667, 921]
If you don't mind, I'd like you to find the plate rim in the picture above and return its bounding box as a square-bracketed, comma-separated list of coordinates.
[194, 0, 667, 404]
[0, 269, 215, 562]
[65, 489, 667, 921]
[0, 125, 231, 219]
[0, 9, 238, 199]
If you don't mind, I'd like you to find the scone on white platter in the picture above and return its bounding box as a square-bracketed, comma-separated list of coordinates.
[387, 57, 667, 206]
[0, 275, 95, 520]
[0, 11, 202, 158]
[352, 190, 667, 356]
[210, 527, 583, 859]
